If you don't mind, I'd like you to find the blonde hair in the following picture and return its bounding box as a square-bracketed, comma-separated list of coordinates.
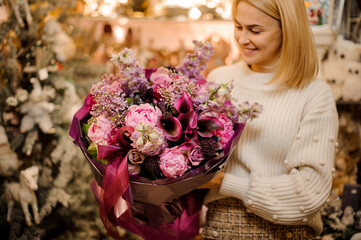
[233, 0, 319, 88]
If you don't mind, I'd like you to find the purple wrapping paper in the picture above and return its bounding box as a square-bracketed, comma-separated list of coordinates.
[70, 94, 245, 239]
[92, 177, 202, 240]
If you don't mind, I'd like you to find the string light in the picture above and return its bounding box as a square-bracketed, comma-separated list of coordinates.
[82, 0, 233, 20]
[188, 7, 201, 20]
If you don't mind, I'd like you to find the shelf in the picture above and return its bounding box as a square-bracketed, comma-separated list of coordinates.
[337, 100, 361, 105]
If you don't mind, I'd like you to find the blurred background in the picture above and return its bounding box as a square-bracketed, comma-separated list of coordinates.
[0, 0, 360, 239]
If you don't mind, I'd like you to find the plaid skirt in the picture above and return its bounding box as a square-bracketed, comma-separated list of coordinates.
[201, 198, 315, 240]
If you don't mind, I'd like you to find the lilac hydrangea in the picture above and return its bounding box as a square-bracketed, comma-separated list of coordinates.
[90, 74, 128, 125]
[238, 101, 264, 123]
[194, 81, 237, 121]
[195, 81, 263, 124]
[111, 48, 136, 66]
[156, 74, 198, 105]
[176, 40, 214, 81]
[111, 48, 149, 97]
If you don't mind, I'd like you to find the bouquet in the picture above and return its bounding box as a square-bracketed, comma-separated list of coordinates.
[70, 40, 262, 240]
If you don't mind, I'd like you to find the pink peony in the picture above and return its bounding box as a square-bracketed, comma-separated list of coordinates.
[159, 148, 188, 178]
[215, 113, 234, 148]
[188, 145, 204, 166]
[88, 115, 114, 145]
[150, 67, 172, 86]
[125, 104, 162, 128]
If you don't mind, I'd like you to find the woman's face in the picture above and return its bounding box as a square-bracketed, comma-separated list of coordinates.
[234, 1, 282, 73]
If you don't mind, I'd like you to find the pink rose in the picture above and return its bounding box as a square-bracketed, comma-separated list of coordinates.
[88, 115, 113, 145]
[159, 148, 188, 178]
[188, 145, 204, 166]
[215, 113, 234, 148]
[125, 104, 162, 128]
[150, 67, 172, 86]
[127, 149, 145, 164]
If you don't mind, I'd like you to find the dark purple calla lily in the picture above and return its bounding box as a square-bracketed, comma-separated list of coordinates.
[174, 92, 194, 114]
[178, 111, 197, 133]
[158, 115, 182, 141]
[197, 116, 224, 138]
[184, 130, 198, 143]
[174, 92, 197, 133]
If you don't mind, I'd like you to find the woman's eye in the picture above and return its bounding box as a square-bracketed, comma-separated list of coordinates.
[250, 29, 260, 34]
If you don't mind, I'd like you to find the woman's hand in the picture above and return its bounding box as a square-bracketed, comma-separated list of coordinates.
[197, 172, 224, 189]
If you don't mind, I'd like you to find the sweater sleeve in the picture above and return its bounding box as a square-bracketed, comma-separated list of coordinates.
[219, 81, 339, 226]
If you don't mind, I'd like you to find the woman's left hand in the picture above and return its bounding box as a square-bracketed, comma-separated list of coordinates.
[197, 172, 224, 189]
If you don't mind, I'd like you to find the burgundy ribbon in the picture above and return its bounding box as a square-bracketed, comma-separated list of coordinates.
[70, 95, 133, 238]
[97, 144, 134, 239]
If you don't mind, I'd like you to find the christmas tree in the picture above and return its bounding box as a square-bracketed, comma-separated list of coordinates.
[0, 1, 135, 239]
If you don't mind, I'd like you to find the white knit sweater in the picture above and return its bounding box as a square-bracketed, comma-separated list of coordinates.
[204, 61, 339, 235]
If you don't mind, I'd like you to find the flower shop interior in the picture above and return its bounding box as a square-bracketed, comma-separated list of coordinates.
[0, 0, 361, 239]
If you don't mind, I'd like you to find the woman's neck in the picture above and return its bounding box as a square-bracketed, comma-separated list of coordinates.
[249, 61, 279, 73]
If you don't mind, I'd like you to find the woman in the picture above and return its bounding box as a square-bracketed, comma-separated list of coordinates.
[199, 0, 339, 239]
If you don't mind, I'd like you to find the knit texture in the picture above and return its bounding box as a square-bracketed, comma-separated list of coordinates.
[204, 61, 339, 235]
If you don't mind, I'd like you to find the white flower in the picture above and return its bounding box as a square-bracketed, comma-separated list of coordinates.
[130, 123, 166, 156]
[111, 48, 136, 67]
[218, 87, 227, 96]
[148, 132, 158, 141]
[136, 137, 144, 147]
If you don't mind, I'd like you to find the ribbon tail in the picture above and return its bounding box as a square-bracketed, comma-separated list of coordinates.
[98, 154, 135, 238]
[99, 188, 125, 239]
[91, 181, 124, 239]
[103, 155, 131, 212]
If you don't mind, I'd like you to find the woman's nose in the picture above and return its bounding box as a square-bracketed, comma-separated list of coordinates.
[238, 31, 250, 45]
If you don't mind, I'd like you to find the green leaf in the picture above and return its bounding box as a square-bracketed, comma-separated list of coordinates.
[96, 159, 108, 165]
[126, 97, 133, 105]
[86, 143, 108, 165]
[82, 123, 90, 135]
[86, 142, 97, 158]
